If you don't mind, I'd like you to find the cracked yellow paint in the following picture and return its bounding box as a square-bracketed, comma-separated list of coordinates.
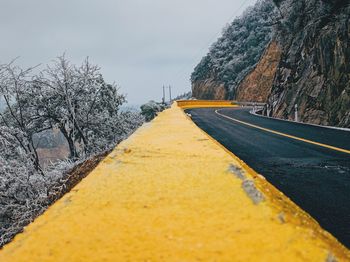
[0, 101, 349, 261]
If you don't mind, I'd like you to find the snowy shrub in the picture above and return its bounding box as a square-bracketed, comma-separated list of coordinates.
[140, 100, 167, 122]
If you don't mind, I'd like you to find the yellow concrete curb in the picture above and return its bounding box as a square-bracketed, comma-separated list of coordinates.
[177, 100, 238, 109]
[0, 101, 349, 261]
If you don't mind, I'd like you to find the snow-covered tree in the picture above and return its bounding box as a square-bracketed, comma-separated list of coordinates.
[0, 62, 49, 172]
[32, 55, 141, 158]
[140, 100, 167, 122]
[1, 56, 143, 162]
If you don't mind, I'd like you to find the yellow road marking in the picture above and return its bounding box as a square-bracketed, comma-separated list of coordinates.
[215, 109, 350, 155]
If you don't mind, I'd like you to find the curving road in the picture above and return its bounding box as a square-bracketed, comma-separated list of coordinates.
[186, 107, 350, 248]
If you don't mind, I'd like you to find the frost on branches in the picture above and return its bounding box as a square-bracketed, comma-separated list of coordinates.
[0, 126, 68, 246]
[31, 55, 144, 159]
[0, 56, 144, 247]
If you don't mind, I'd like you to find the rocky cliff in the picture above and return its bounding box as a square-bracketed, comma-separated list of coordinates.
[236, 41, 282, 102]
[192, 0, 350, 127]
[266, 0, 350, 127]
[192, 77, 227, 100]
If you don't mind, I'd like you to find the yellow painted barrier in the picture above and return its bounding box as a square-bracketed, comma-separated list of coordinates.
[177, 99, 237, 108]
[0, 101, 349, 261]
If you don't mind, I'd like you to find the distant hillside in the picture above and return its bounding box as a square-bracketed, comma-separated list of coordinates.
[191, 0, 276, 100]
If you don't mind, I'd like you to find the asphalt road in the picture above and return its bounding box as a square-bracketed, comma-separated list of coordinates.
[186, 107, 350, 248]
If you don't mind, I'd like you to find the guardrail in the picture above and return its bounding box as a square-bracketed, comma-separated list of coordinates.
[234, 101, 266, 107]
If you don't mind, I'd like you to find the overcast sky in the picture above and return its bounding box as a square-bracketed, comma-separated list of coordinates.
[0, 0, 256, 105]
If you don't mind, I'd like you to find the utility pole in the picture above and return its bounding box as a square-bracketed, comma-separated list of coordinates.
[162, 86, 165, 104]
[168, 85, 172, 102]
[294, 104, 298, 122]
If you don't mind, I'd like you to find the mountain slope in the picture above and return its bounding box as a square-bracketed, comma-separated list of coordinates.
[191, 0, 350, 127]
[191, 0, 276, 100]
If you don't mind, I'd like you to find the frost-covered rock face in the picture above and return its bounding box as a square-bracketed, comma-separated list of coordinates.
[191, 0, 276, 100]
[268, 0, 350, 127]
